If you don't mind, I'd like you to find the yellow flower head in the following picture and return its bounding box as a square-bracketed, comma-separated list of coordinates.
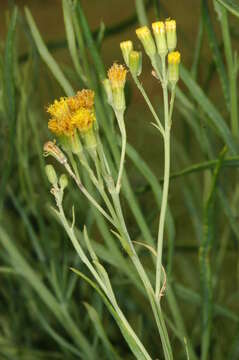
[71, 108, 95, 133]
[47, 97, 69, 119]
[120, 41, 133, 66]
[168, 51, 181, 65]
[67, 89, 95, 112]
[135, 26, 156, 58]
[136, 26, 151, 40]
[47, 89, 96, 136]
[120, 40, 133, 53]
[165, 19, 176, 31]
[152, 21, 165, 34]
[108, 63, 127, 89]
[48, 117, 75, 137]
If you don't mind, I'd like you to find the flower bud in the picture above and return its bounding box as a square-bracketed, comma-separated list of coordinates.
[136, 26, 156, 59]
[107, 63, 127, 112]
[165, 19, 177, 52]
[168, 51, 180, 85]
[120, 40, 133, 66]
[129, 51, 142, 77]
[152, 21, 167, 57]
[59, 174, 68, 190]
[45, 164, 58, 185]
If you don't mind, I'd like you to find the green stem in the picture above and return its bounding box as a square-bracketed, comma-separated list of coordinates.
[111, 191, 173, 359]
[116, 112, 127, 194]
[219, 5, 238, 136]
[64, 161, 115, 225]
[58, 202, 152, 360]
[133, 76, 165, 136]
[135, 0, 149, 26]
[169, 86, 176, 125]
[155, 58, 170, 300]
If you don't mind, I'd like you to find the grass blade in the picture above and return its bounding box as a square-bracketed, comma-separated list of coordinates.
[0, 7, 18, 215]
[25, 7, 74, 96]
[179, 66, 236, 154]
[216, 0, 239, 17]
[202, 0, 230, 109]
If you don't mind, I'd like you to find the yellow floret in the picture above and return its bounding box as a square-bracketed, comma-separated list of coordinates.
[168, 51, 181, 64]
[67, 89, 95, 111]
[47, 97, 69, 119]
[136, 26, 151, 39]
[48, 117, 74, 137]
[120, 40, 133, 52]
[71, 108, 96, 133]
[107, 63, 127, 89]
[165, 19, 176, 31]
[152, 21, 165, 34]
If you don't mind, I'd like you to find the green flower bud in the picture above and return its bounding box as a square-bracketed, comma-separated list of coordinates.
[107, 63, 127, 113]
[129, 51, 142, 77]
[45, 164, 58, 185]
[168, 51, 181, 85]
[152, 21, 168, 58]
[165, 19, 177, 52]
[136, 26, 156, 59]
[120, 40, 133, 66]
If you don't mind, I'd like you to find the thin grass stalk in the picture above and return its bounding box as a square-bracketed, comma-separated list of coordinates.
[218, 4, 238, 135]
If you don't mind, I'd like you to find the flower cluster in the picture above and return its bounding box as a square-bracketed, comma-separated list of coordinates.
[120, 19, 181, 85]
[47, 89, 95, 137]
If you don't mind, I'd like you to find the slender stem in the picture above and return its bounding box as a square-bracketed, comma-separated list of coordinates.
[58, 202, 152, 360]
[133, 76, 165, 137]
[155, 58, 171, 299]
[111, 191, 173, 359]
[220, 5, 238, 136]
[135, 0, 149, 26]
[64, 162, 115, 225]
[169, 86, 176, 126]
[116, 114, 127, 194]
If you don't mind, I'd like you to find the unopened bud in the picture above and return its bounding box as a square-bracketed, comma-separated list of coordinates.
[165, 19, 177, 52]
[59, 174, 68, 190]
[152, 21, 167, 57]
[136, 26, 156, 59]
[168, 51, 180, 85]
[120, 41, 133, 66]
[45, 164, 58, 185]
[129, 51, 142, 77]
[107, 63, 127, 112]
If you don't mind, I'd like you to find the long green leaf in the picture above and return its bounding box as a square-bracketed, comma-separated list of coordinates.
[0, 227, 93, 359]
[179, 65, 237, 154]
[84, 302, 121, 360]
[25, 7, 74, 96]
[199, 147, 227, 360]
[216, 0, 239, 17]
[0, 7, 18, 215]
[71, 268, 152, 360]
[202, 0, 230, 108]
